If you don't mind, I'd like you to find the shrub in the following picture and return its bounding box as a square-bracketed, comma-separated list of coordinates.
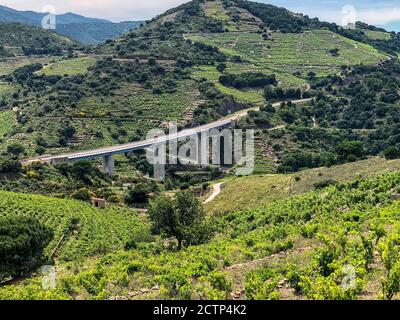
[124, 183, 151, 205]
[0, 216, 53, 281]
[313, 179, 337, 190]
[71, 188, 94, 201]
[0, 158, 22, 173]
[384, 146, 400, 160]
[245, 268, 280, 300]
[7, 143, 25, 156]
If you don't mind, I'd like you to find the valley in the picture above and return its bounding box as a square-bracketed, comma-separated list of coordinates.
[1, 0, 400, 302]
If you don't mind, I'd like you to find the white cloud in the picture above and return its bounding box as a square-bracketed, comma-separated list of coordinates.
[1, 0, 400, 27]
[357, 7, 400, 25]
[288, 6, 400, 27]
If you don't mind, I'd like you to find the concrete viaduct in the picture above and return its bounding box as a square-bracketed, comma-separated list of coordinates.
[21, 99, 310, 175]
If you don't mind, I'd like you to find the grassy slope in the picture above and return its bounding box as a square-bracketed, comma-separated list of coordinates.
[188, 29, 386, 80]
[205, 157, 400, 215]
[364, 30, 392, 41]
[0, 110, 16, 139]
[0, 56, 59, 76]
[39, 57, 97, 76]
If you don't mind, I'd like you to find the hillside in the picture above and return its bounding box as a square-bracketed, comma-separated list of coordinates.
[0, 22, 83, 111]
[0, 0, 393, 161]
[0, 22, 80, 57]
[2, 170, 400, 299]
[0, 190, 150, 262]
[55, 21, 143, 45]
[205, 157, 400, 215]
[0, 5, 142, 44]
[2, 0, 400, 302]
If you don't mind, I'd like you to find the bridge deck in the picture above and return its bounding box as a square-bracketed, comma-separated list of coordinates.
[22, 99, 310, 164]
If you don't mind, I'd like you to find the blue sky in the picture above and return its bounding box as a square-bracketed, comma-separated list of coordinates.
[1, 0, 400, 31]
[263, 0, 400, 31]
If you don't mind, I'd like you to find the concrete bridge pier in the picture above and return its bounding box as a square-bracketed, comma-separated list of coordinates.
[197, 131, 209, 167]
[102, 155, 115, 176]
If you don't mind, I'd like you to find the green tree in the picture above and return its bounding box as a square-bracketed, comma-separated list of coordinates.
[0, 216, 53, 281]
[336, 140, 364, 160]
[7, 143, 25, 156]
[71, 188, 94, 201]
[148, 191, 211, 250]
[216, 63, 227, 73]
[125, 182, 150, 204]
[148, 57, 157, 66]
[307, 71, 316, 81]
[384, 146, 400, 160]
[0, 158, 22, 174]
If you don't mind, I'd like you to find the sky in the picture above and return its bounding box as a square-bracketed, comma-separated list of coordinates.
[1, 0, 399, 31]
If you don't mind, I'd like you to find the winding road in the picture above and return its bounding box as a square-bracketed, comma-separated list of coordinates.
[203, 182, 224, 204]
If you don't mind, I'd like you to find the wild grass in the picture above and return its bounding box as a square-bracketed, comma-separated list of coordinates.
[206, 157, 400, 215]
[39, 57, 97, 76]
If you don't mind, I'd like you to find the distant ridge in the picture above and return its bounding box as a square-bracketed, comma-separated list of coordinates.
[0, 5, 143, 44]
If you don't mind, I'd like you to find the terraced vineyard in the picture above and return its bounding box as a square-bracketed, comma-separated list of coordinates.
[2, 171, 400, 300]
[188, 29, 388, 83]
[0, 191, 150, 262]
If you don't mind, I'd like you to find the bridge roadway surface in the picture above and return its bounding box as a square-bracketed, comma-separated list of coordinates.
[22, 99, 310, 164]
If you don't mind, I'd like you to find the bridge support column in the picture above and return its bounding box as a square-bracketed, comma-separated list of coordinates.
[102, 155, 115, 176]
[197, 131, 209, 167]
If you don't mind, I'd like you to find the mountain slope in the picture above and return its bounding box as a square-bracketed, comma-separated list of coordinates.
[0, 5, 38, 25]
[0, 5, 142, 44]
[0, 22, 80, 56]
[55, 21, 142, 44]
[0, 0, 394, 161]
